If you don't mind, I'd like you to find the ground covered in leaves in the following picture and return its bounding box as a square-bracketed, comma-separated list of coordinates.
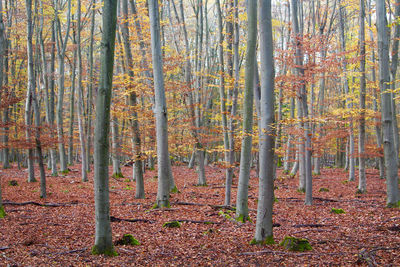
[1, 164, 399, 266]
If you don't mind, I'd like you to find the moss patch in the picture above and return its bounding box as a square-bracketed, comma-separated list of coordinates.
[61, 169, 70, 175]
[91, 245, 118, 256]
[112, 172, 124, 179]
[8, 180, 18, 186]
[386, 201, 400, 208]
[115, 234, 140, 246]
[331, 208, 345, 214]
[163, 221, 181, 228]
[250, 236, 275, 245]
[170, 186, 180, 193]
[319, 187, 329, 192]
[280, 236, 312, 252]
[0, 206, 6, 218]
[297, 188, 305, 193]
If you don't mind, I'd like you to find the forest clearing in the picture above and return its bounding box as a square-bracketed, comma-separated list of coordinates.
[0, 164, 399, 266]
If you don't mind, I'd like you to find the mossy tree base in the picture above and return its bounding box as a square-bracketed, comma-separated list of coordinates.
[250, 236, 275, 246]
[235, 214, 251, 223]
[91, 245, 118, 256]
[114, 234, 140, 246]
[0, 206, 6, 218]
[170, 186, 179, 193]
[386, 201, 400, 208]
[280, 236, 312, 252]
[152, 200, 171, 209]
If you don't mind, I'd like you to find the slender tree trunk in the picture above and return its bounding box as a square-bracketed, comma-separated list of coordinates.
[25, 0, 35, 183]
[0, 0, 8, 170]
[86, 0, 96, 173]
[111, 116, 122, 177]
[76, 0, 87, 182]
[92, 0, 118, 256]
[376, 0, 400, 207]
[358, 0, 366, 193]
[254, 0, 275, 244]
[54, 0, 72, 174]
[235, 0, 257, 222]
[149, 0, 173, 208]
[68, 35, 76, 166]
[120, 0, 144, 197]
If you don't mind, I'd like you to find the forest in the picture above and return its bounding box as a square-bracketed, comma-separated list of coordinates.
[0, 0, 400, 265]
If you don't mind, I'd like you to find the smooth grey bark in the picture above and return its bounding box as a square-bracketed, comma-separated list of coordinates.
[358, 0, 366, 193]
[92, 0, 118, 256]
[367, 0, 384, 179]
[86, 0, 96, 173]
[235, 0, 257, 222]
[338, 0, 355, 181]
[76, 0, 88, 182]
[68, 32, 76, 166]
[291, 0, 312, 205]
[376, 0, 400, 207]
[390, 0, 400, 160]
[120, 0, 144, 198]
[0, 0, 8, 170]
[111, 116, 122, 177]
[54, 0, 72, 173]
[254, 0, 275, 244]
[149, 0, 173, 207]
[215, 0, 231, 204]
[25, 0, 35, 183]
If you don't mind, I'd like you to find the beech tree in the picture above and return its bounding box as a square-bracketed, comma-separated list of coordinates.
[149, 0, 174, 208]
[236, 0, 257, 222]
[253, 0, 275, 245]
[376, 0, 400, 207]
[92, 0, 118, 256]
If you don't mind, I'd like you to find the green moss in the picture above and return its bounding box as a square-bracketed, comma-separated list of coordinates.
[250, 236, 275, 245]
[195, 183, 208, 187]
[386, 201, 400, 208]
[8, 180, 18, 186]
[124, 185, 133, 190]
[319, 187, 329, 192]
[282, 170, 289, 175]
[274, 197, 279, 203]
[124, 178, 131, 183]
[91, 245, 118, 256]
[277, 157, 282, 167]
[163, 221, 181, 228]
[203, 228, 216, 235]
[341, 180, 349, 184]
[170, 186, 180, 193]
[297, 188, 305, 193]
[280, 236, 312, 252]
[152, 200, 171, 209]
[61, 169, 69, 175]
[312, 171, 321, 176]
[356, 189, 366, 194]
[0, 206, 6, 218]
[115, 234, 140, 246]
[112, 172, 124, 179]
[331, 208, 345, 214]
[235, 213, 252, 223]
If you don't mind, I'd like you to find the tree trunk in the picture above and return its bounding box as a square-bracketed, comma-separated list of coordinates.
[235, 0, 257, 222]
[120, 0, 144, 198]
[254, 0, 275, 244]
[92, 0, 118, 256]
[358, 0, 366, 193]
[54, 0, 72, 174]
[149, 0, 173, 208]
[376, 0, 400, 207]
[111, 116, 122, 177]
[76, 0, 88, 182]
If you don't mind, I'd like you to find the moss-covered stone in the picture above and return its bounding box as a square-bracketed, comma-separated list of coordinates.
[250, 236, 275, 245]
[115, 234, 140, 246]
[91, 245, 118, 256]
[0, 206, 6, 218]
[331, 208, 345, 214]
[279, 236, 312, 252]
[112, 172, 124, 179]
[163, 221, 181, 228]
[319, 187, 329, 192]
[8, 180, 18, 186]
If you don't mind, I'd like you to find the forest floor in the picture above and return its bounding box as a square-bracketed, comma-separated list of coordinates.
[0, 163, 399, 266]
